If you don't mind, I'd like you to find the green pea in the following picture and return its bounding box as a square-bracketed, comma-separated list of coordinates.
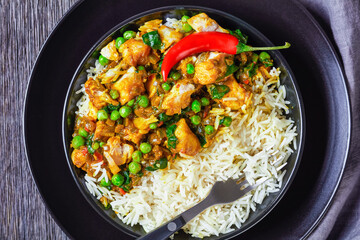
[171, 71, 181, 80]
[138, 95, 149, 108]
[111, 174, 124, 186]
[186, 63, 195, 74]
[110, 110, 121, 121]
[109, 89, 119, 99]
[149, 122, 158, 129]
[259, 52, 271, 62]
[100, 142, 106, 147]
[123, 30, 136, 40]
[100, 178, 111, 187]
[115, 37, 126, 48]
[200, 97, 210, 106]
[78, 128, 88, 138]
[97, 110, 108, 121]
[140, 142, 152, 154]
[138, 66, 145, 71]
[132, 150, 142, 162]
[127, 99, 135, 107]
[72, 136, 85, 149]
[92, 142, 100, 150]
[222, 116, 232, 127]
[191, 100, 201, 113]
[205, 125, 215, 135]
[181, 15, 190, 22]
[182, 23, 193, 32]
[190, 115, 201, 125]
[129, 162, 141, 174]
[119, 106, 132, 118]
[158, 113, 169, 122]
[162, 82, 171, 91]
[98, 55, 109, 66]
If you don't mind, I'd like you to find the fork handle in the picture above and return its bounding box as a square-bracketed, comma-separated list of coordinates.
[138, 215, 186, 240]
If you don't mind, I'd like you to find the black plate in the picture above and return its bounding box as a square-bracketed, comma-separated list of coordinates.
[62, 6, 304, 240]
[23, 0, 350, 239]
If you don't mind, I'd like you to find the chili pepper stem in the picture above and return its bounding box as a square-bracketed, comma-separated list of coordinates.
[236, 42, 291, 54]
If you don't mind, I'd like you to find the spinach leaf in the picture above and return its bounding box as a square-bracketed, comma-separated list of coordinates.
[123, 171, 131, 185]
[196, 133, 207, 147]
[145, 158, 168, 172]
[245, 63, 259, 78]
[145, 166, 158, 171]
[107, 103, 120, 111]
[225, 64, 239, 77]
[232, 29, 248, 44]
[210, 84, 230, 99]
[166, 124, 178, 150]
[142, 31, 162, 49]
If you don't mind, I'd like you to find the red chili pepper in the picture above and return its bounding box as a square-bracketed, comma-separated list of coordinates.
[161, 32, 290, 81]
[157, 121, 164, 127]
[84, 127, 90, 132]
[82, 147, 88, 156]
[244, 79, 250, 85]
[119, 188, 126, 195]
[203, 106, 210, 118]
[94, 151, 103, 162]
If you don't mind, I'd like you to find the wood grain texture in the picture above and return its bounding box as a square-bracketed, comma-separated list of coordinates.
[1, 0, 76, 239]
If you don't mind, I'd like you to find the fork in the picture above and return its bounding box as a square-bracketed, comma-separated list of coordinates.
[138, 176, 267, 240]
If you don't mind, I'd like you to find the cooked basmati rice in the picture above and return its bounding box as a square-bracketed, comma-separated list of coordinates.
[76, 62, 297, 237]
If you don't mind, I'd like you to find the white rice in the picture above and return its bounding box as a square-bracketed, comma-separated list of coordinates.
[76, 63, 297, 237]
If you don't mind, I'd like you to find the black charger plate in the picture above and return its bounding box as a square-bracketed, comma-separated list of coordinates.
[23, 0, 350, 239]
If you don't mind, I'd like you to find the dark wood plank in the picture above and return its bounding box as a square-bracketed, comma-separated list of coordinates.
[1, 0, 76, 239]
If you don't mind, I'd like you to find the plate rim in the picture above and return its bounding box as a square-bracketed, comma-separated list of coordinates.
[291, 0, 352, 238]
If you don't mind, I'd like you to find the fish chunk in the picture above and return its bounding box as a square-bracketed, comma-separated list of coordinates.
[100, 40, 120, 61]
[111, 67, 145, 105]
[133, 115, 158, 134]
[187, 13, 228, 33]
[71, 146, 92, 169]
[174, 119, 201, 156]
[120, 118, 144, 145]
[161, 80, 195, 115]
[119, 39, 151, 67]
[85, 78, 118, 109]
[218, 76, 252, 110]
[139, 19, 162, 33]
[105, 136, 134, 166]
[94, 121, 115, 142]
[194, 52, 228, 85]
[158, 25, 183, 52]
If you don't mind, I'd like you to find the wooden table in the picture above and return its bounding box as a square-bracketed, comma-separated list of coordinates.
[1, 1, 76, 238]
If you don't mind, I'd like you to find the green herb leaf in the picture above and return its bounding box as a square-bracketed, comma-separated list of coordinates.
[123, 171, 131, 185]
[145, 166, 158, 171]
[166, 124, 178, 150]
[245, 63, 259, 78]
[196, 133, 207, 147]
[225, 64, 239, 77]
[107, 104, 120, 111]
[262, 59, 273, 67]
[233, 29, 248, 44]
[142, 31, 162, 49]
[210, 84, 230, 99]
